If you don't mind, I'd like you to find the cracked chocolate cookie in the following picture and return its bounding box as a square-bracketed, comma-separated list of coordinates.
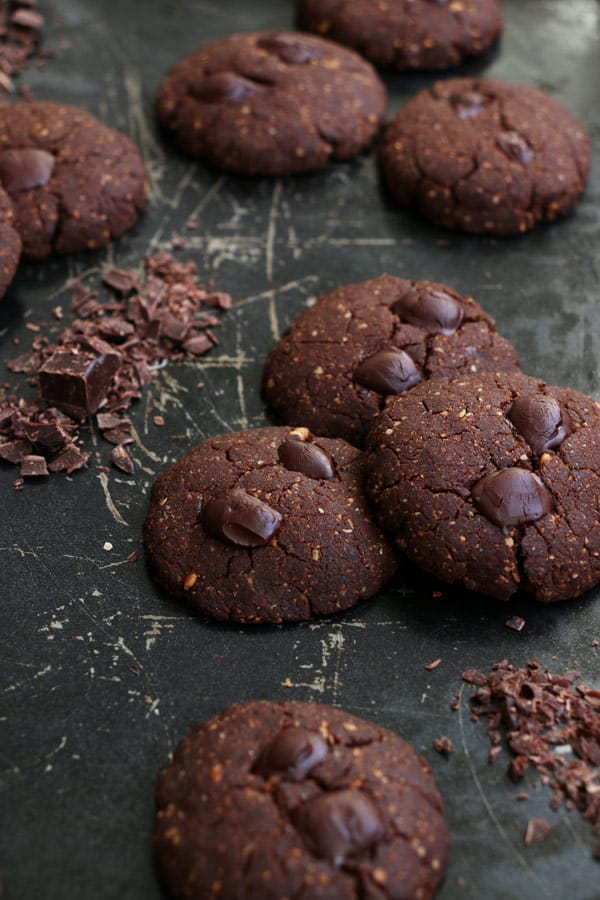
[262, 276, 520, 447]
[0, 101, 147, 258]
[143, 426, 396, 623]
[155, 700, 450, 899]
[298, 0, 503, 71]
[379, 78, 590, 235]
[365, 371, 600, 603]
[0, 184, 20, 298]
[156, 31, 386, 175]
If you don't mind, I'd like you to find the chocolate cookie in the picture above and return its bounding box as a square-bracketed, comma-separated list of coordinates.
[379, 78, 590, 235]
[156, 31, 386, 175]
[0, 184, 20, 298]
[143, 426, 396, 623]
[155, 700, 450, 899]
[365, 371, 600, 603]
[262, 276, 520, 447]
[298, 0, 503, 71]
[0, 101, 146, 258]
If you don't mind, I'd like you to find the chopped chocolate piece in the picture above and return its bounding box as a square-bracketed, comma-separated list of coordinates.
[38, 344, 121, 419]
[96, 412, 130, 431]
[183, 333, 212, 355]
[506, 616, 526, 632]
[508, 755, 529, 782]
[101, 426, 134, 446]
[13, 476, 24, 490]
[20, 453, 48, 476]
[47, 444, 90, 473]
[110, 444, 134, 475]
[424, 658, 442, 671]
[433, 736, 453, 756]
[524, 818, 551, 845]
[203, 291, 232, 310]
[101, 267, 139, 294]
[0, 438, 31, 463]
[462, 669, 488, 686]
[153, 415, 165, 426]
[10, 7, 43, 29]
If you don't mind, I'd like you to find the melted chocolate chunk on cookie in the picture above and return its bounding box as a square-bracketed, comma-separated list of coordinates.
[451, 90, 488, 119]
[472, 468, 553, 528]
[278, 436, 335, 480]
[192, 71, 260, 103]
[0, 148, 55, 193]
[392, 287, 464, 335]
[508, 395, 572, 455]
[253, 726, 328, 780]
[354, 348, 421, 396]
[495, 131, 534, 164]
[201, 488, 282, 547]
[257, 35, 321, 64]
[295, 789, 385, 866]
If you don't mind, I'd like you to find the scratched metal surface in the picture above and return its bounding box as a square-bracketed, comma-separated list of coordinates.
[0, 1, 599, 898]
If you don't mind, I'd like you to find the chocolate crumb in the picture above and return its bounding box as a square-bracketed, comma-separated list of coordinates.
[433, 736, 452, 756]
[424, 658, 442, 671]
[153, 415, 165, 426]
[505, 615, 526, 632]
[110, 444, 134, 475]
[524, 818, 551, 845]
[127, 550, 140, 563]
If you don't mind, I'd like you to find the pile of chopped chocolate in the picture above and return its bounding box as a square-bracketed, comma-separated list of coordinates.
[0, 1, 46, 99]
[1, 253, 231, 485]
[463, 659, 600, 859]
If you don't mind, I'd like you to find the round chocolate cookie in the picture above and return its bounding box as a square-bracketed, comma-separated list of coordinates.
[379, 78, 590, 235]
[143, 426, 396, 624]
[262, 276, 520, 447]
[0, 101, 147, 258]
[156, 31, 386, 175]
[0, 184, 20, 298]
[365, 371, 600, 603]
[155, 700, 450, 900]
[298, 0, 503, 71]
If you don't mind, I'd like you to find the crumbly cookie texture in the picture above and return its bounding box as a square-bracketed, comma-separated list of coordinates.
[0, 101, 146, 258]
[155, 701, 450, 900]
[379, 78, 590, 235]
[263, 275, 520, 447]
[0, 184, 20, 297]
[143, 426, 396, 624]
[156, 30, 386, 175]
[366, 371, 600, 603]
[298, 0, 503, 71]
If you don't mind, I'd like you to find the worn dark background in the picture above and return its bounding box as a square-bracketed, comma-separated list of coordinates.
[1, 1, 599, 898]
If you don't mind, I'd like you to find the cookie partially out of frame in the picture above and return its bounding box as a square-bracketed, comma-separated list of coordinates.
[143, 426, 396, 624]
[156, 30, 386, 175]
[0, 101, 147, 257]
[155, 701, 450, 900]
[0, 184, 20, 298]
[263, 275, 520, 447]
[379, 78, 590, 235]
[298, 0, 503, 71]
[365, 371, 600, 603]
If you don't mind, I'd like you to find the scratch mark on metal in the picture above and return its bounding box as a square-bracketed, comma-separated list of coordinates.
[98, 472, 128, 526]
[266, 179, 282, 283]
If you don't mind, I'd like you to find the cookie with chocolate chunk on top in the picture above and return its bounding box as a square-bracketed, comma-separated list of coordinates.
[262, 275, 520, 447]
[156, 31, 386, 175]
[0, 101, 146, 257]
[379, 78, 590, 235]
[155, 701, 450, 900]
[298, 0, 503, 71]
[0, 183, 20, 299]
[143, 425, 396, 624]
[365, 371, 600, 603]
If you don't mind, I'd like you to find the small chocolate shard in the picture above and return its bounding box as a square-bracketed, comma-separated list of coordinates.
[20, 454, 48, 476]
[505, 615, 526, 633]
[201, 489, 282, 547]
[278, 437, 335, 480]
[47, 444, 90, 473]
[0, 438, 32, 464]
[433, 736, 453, 756]
[524, 818, 551, 845]
[0, 147, 54, 193]
[354, 347, 420, 395]
[472, 468, 553, 527]
[424, 658, 442, 671]
[101, 267, 139, 294]
[110, 444, 134, 475]
[253, 726, 328, 780]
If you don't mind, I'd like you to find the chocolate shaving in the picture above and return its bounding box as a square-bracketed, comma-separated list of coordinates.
[466, 659, 600, 859]
[433, 736, 453, 757]
[0, 1, 46, 102]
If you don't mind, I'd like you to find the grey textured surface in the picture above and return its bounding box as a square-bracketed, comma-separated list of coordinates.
[0, 2, 599, 899]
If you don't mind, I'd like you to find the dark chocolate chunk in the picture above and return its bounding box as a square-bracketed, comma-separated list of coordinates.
[101, 267, 139, 294]
[192, 72, 259, 104]
[354, 348, 420, 395]
[20, 454, 48, 476]
[0, 439, 32, 464]
[451, 90, 487, 119]
[278, 438, 334, 480]
[0, 148, 54, 193]
[46, 444, 90, 474]
[495, 131, 534, 164]
[524, 818, 551, 845]
[38, 344, 121, 419]
[472, 468, 553, 528]
[110, 444, 134, 475]
[253, 726, 328, 780]
[508, 395, 571, 454]
[201, 488, 282, 547]
[294, 789, 385, 866]
[392, 287, 464, 335]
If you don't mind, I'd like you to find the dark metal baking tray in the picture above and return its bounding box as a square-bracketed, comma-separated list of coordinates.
[1, 1, 599, 897]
